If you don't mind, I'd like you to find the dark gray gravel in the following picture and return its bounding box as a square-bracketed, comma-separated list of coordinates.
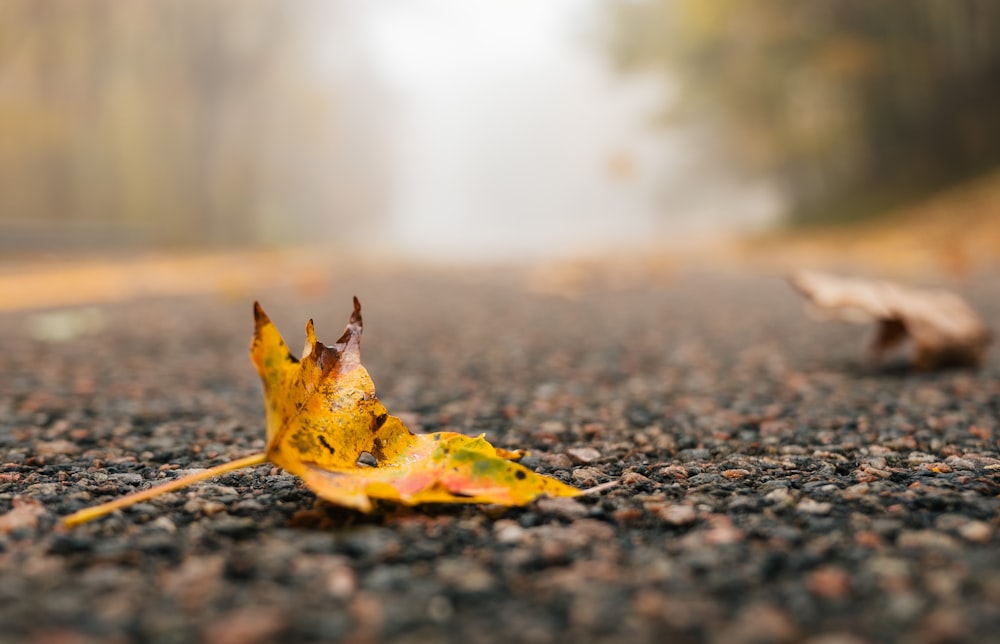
[2, 267, 999, 644]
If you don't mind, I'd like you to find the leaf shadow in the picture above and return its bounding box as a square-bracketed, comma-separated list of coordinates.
[288, 498, 518, 531]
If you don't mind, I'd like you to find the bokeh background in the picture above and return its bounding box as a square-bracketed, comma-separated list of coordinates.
[2, 0, 1000, 270]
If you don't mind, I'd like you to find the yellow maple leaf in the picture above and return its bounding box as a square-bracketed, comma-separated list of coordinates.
[63, 299, 579, 527]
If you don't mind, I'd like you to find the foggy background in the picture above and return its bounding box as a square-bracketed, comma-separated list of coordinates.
[2, 0, 1000, 262]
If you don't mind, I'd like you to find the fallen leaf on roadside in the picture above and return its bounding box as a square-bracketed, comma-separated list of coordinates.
[63, 298, 580, 526]
[789, 270, 991, 369]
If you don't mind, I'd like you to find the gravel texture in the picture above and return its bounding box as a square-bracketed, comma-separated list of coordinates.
[1, 267, 999, 644]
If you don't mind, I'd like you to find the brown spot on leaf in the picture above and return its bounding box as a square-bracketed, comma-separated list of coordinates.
[318, 435, 336, 455]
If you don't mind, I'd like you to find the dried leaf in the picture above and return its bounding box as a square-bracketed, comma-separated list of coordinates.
[789, 270, 991, 369]
[63, 299, 579, 526]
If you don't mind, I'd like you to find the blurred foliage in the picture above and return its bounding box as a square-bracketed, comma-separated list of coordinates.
[608, 0, 1000, 223]
[0, 0, 386, 249]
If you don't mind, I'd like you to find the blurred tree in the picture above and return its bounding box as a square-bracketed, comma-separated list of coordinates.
[607, 0, 1000, 223]
[0, 0, 388, 249]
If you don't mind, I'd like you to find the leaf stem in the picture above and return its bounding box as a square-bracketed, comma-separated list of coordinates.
[582, 480, 619, 496]
[62, 452, 269, 527]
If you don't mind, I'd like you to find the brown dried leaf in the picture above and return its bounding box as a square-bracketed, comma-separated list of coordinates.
[789, 270, 991, 369]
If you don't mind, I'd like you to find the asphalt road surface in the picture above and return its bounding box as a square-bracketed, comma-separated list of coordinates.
[2, 266, 999, 643]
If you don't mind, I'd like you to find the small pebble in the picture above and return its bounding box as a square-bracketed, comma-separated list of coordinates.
[565, 447, 602, 464]
[535, 497, 589, 519]
[806, 566, 851, 598]
[957, 521, 993, 544]
[649, 503, 697, 526]
[620, 471, 652, 486]
[798, 498, 833, 515]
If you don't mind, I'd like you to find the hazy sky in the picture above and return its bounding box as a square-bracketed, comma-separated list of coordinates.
[343, 0, 782, 261]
